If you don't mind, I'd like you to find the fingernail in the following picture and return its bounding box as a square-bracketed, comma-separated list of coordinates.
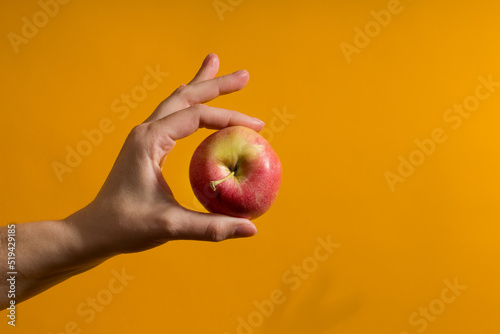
[233, 69, 248, 76]
[253, 117, 265, 126]
[203, 53, 214, 66]
[233, 224, 257, 238]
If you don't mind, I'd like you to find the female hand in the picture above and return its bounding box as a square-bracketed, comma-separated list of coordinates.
[1, 54, 264, 309]
[67, 53, 264, 257]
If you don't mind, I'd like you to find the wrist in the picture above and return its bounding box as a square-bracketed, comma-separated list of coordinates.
[64, 206, 118, 269]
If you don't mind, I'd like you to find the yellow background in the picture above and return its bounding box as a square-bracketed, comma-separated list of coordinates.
[1, 0, 500, 333]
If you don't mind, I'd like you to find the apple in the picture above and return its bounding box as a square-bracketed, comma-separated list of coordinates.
[189, 126, 282, 219]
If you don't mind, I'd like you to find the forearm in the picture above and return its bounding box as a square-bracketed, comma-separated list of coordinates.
[0, 218, 111, 310]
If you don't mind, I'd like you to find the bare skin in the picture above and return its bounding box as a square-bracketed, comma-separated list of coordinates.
[0, 53, 262, 310]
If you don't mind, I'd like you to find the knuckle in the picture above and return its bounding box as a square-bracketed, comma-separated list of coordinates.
[175, 84, 197, 106]
[129, 123, 149, 138]
[161, 216, 180, 241]
[185, 104, 203, 128]
[158, 206, 183, 240]
[189, 103, 203, 114]
[126, 123, 149, 147]
[205, 220, 227, 242]
[174, 84, 188, 98]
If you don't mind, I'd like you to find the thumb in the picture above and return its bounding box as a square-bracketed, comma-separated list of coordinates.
[170, 207, 257, 242]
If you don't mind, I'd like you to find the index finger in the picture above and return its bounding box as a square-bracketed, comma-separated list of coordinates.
[147, 69, 250, 122]
[150, 104, 265, 144]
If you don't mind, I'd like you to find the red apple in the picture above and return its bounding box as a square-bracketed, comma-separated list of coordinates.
[189, 126, 282, 219]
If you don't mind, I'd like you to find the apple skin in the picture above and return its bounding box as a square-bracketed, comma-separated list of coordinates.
[189, 126, 282, 219]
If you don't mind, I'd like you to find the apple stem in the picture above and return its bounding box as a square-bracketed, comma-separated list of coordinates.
[210, 171, 235, 191]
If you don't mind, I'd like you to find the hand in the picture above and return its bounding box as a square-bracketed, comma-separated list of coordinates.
[67, 53, 265, 256]
[0, 54, 265, 309]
